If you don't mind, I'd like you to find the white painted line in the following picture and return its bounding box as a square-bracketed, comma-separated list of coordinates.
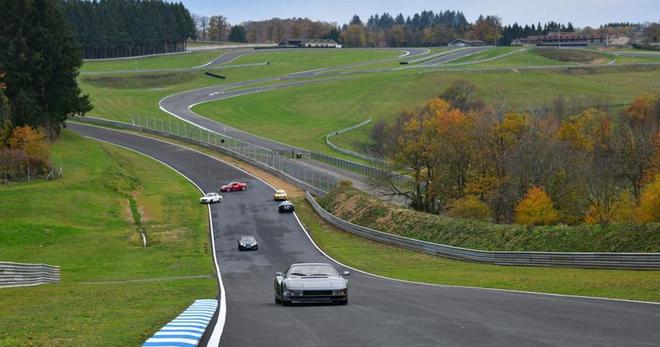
[154, 332, 202, 337]
[147, 337, 197, 346]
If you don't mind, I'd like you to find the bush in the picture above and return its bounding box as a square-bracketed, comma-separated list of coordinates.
[515, 187, 560, 226]
[318, 185, 660, 252]
[447, 196, 493, 222]
[0, 125, 51, 181]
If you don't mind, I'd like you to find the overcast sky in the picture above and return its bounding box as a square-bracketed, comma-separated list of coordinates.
[179, 0, 659, 28]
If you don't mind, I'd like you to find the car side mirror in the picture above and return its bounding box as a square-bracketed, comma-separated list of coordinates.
[276, 272, 284, 277]
[343, 271, 350, 277]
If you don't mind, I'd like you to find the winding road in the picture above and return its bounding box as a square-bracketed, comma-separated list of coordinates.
[70, 123, 660, 347]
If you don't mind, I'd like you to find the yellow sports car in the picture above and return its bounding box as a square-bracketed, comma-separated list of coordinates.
[274, 189, 288, 201]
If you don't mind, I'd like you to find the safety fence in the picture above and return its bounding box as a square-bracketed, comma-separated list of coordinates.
[72, 116, 336, 195]
[0, 261, 61, 288]
[306, 191, 660, 270]
[1, 166, 63, 185]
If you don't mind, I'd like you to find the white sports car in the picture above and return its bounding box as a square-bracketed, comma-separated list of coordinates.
[200, 192, 222, 204]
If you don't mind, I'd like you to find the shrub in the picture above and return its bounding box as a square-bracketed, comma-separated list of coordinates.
[515, 187, 560, 226]
[447, 195, 493, 222]
[319, 185, 660, 252]
[0, 125, 51, 181]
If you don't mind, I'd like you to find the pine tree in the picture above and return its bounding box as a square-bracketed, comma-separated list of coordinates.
[0, 0, 91, 136]
[228, 25, 247, 43]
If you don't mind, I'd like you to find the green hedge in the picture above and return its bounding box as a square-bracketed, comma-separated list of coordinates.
[319, 186, 660, 252]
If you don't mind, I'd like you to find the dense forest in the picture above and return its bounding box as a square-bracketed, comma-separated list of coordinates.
[371, 82, 660, 225]
[60, 0, 196, 59]
[1, 0, 90, 181]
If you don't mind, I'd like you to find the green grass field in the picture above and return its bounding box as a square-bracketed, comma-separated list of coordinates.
[79, 49, 403, 125]
[193, 66, 660, 155]
[0, 131, 216, 346]
[293, 197, 660, 302]
[81, 49, 225, 72]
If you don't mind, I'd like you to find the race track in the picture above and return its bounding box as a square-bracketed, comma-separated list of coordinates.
[70, 123, 660, 347]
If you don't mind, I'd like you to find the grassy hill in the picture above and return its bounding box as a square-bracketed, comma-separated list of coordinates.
[193, 66, 660, 155]
[0, 131, 216, 346]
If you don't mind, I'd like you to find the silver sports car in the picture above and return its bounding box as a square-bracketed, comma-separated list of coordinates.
[274, 263, 349, 305]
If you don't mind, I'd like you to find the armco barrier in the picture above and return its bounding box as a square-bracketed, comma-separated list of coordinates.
[0, 261, 60, 288]
[69, 117, 333, 197]
[305, 191, 660, 270]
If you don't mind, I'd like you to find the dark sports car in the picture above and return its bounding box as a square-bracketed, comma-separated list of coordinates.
[238, 235, 258, 251]
[221, 181, 247, 192]
[274, 263, 349, 305]
[278, 200, 295, 213]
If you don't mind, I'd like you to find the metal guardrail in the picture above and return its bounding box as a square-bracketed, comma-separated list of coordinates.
[305, 191, 660, 270]
[70, 116, 334, 196]
[0, 261, 60, 288]
[324, 118, 388, 165]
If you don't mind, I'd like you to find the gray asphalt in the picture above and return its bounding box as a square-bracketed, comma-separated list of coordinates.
[158, 47, 434, 190]
[70, 123, 660, 347]
[420, 46, 492, 66]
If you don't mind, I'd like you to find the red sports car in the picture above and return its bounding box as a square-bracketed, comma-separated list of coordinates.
[220, 181, 247, 192]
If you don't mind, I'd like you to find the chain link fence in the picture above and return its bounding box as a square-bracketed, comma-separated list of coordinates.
[111, 115, 340, 193]
[1, 165, 63, 185]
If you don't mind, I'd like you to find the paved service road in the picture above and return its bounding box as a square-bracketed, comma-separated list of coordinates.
[70, 123, 660, 347]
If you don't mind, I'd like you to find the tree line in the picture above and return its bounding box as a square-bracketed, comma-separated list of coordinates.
[371, 81, 659, 225]
[60, 0, 196, 59]
[1, 0, 90, 182]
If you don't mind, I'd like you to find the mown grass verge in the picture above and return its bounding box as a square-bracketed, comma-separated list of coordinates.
[0, 131, 216, 346]
[294, 196, 660, 302]
[194, 67, 660, 156]
[81, 49, 224, 72]
[318, 185, 660, 253]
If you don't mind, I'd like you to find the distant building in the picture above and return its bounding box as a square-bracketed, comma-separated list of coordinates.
[448, 39, 487, 47]
[608, 35, 631, 46]
[512, 32, 607, 46]
[278, 39, 340, 48]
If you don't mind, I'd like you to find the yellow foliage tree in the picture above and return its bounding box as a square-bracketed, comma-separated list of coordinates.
[448, 195, 493, 222]
[558, 108, 612, 152]
[637, 174, 660, 223]
[9, 125, 49, 161]
[514, 186, 560, 225]
[586, 190, 637, 224]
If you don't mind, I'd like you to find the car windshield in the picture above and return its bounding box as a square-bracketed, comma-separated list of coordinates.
[240, 236, 255, 242]
[205, 193, 215, 197]
[287, 264, 338, 277]
[276, 190, 285, 194]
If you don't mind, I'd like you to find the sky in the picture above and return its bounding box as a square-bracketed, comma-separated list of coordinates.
[179, 0, 659, 28]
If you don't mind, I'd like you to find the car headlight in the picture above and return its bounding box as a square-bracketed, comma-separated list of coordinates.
[332, 289, 347, 295]
[283, 289, 302, 296]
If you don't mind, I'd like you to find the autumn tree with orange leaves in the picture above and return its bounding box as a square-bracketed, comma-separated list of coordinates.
[376, 81, 659, 226]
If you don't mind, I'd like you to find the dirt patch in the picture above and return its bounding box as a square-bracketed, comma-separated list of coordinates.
[532, 48, 607, 64]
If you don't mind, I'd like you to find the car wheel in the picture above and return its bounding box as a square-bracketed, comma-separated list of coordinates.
[242, 187, 246, 191]
[275, 296, 281, 304]
[336, 299, 348, 305]
[282, 299, 291, 306]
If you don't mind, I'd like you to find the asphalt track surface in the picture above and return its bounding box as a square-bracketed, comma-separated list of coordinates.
[70, 123, 660, 347]
[158, 47, 433, 189]
[419, 46, 492, 66]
